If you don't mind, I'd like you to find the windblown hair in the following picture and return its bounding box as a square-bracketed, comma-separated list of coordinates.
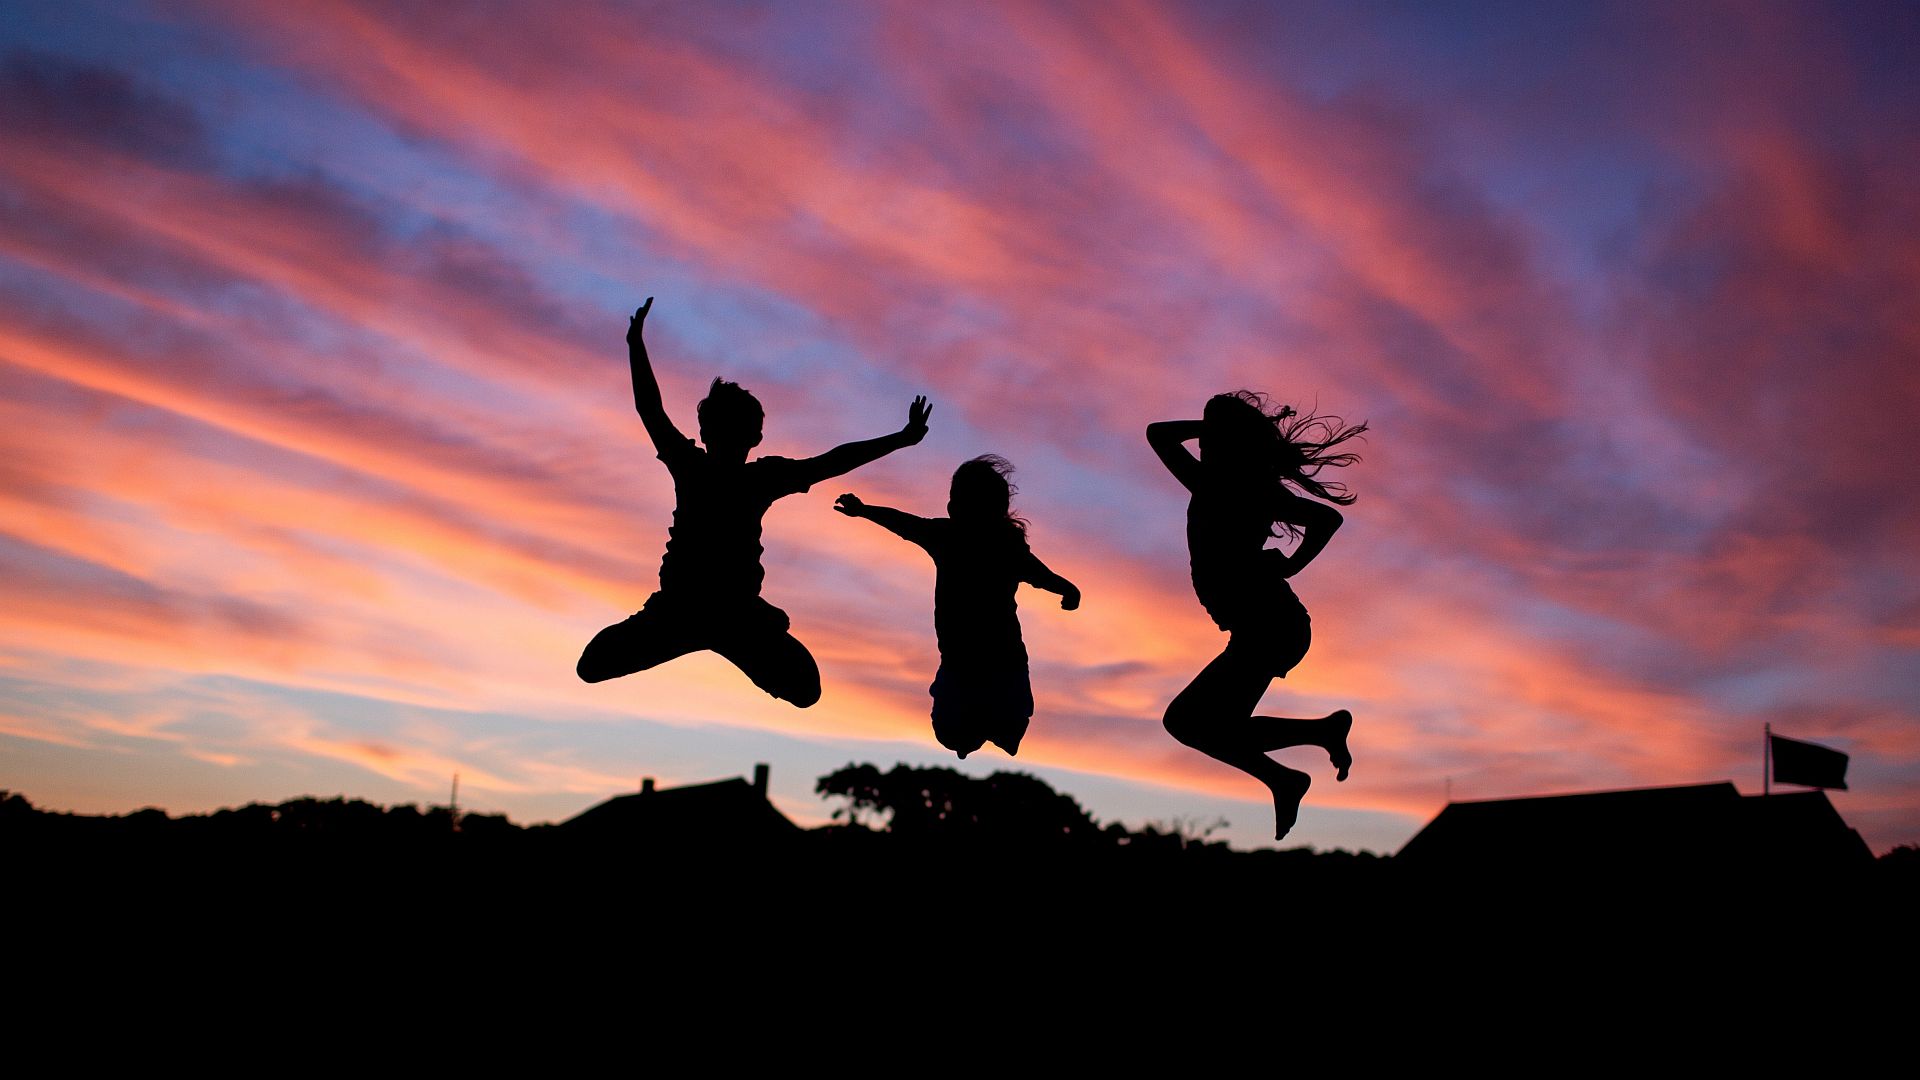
[949, 454, 1029, 537]
[1208, 390, 1368, 536]
[697, 378, 764, 435]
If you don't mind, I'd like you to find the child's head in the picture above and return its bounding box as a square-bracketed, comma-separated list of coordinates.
[697, 378, 764, 454]
[1203, 389, 1367, 510]
[1201, 390, 1286, 472]
[948, 455, 1025, 533]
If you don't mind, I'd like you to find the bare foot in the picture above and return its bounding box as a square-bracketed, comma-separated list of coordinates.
[1270, 768, 1311, 841]
[1326, 709, 1353, 782]
[991, 727, 1025, 758]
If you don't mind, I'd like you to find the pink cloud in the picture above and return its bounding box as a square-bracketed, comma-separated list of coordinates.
[2, 4, 1914, 849]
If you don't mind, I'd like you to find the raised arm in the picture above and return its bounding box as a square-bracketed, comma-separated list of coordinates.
[625, 297, 688, 452]
[1021, 551, 1081, 610]
[1273, 494, 1344, 578]
[795, 397, 931, 487]
[1146, 419, 1205, 491]
[833, 494, 936, 549]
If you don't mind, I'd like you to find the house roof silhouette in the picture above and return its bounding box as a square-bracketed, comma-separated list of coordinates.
[563, 763, 800, 844]
[1396, 782, 1871, 873]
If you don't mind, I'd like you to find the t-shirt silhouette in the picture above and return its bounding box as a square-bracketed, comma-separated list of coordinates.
[886, 515, 1041, 666]
[655, 435, 813, 599]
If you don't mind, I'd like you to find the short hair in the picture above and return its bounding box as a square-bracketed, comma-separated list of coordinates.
[697, 378, 764, 434]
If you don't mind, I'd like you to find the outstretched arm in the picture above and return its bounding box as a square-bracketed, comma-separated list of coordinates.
[1147, 419, 1204, 491]
[625, 297, 688, 452]
[796, 397, 931, 487]
[1022, 552, 1081, 610]
[833, 494, 936, 549]
[1274, 495, 1343, 578]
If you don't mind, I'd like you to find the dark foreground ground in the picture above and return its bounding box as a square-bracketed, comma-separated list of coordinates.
[9, 787, 1914, 1050]
[9, 797, 1912, 959]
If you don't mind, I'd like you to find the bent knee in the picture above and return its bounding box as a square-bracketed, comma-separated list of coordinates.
[751, 643, 820, 707]
[1162, 705, 1208, 749]
[576, 643, 626, 684]
[771, 660, 823, 708]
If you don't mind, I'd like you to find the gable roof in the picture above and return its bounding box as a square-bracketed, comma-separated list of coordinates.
[563, 768, 799, 843]
[1397, 782, 1871, 873]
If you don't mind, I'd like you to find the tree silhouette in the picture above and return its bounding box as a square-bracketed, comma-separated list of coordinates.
[815, 762, 1107, 846]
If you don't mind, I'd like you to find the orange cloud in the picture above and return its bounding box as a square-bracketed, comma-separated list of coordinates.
[3, 5, 1915, 851]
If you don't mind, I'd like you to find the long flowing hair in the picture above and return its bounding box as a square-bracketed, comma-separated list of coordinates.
[1207, 390, 1367, 537]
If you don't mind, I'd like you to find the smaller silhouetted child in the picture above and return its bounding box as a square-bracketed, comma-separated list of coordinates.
[835, 456, 1079, 758]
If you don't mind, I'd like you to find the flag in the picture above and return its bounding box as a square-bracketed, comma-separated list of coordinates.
[1770, 733, 1849, 790]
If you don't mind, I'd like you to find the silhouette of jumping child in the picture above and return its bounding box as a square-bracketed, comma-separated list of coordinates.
[834, 455, 1079, 757]
[1149, 392, 1365, 839]
[577, 297, 931, 706]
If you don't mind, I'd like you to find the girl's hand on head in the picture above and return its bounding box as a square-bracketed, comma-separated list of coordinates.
[834, 493, 865, 516]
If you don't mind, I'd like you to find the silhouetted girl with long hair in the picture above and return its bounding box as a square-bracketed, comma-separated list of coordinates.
[1149, 392, 1365, 840]
[836, 456, 1079, 759]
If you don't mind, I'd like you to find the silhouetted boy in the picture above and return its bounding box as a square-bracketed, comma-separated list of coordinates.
[577, 297, 930, 706]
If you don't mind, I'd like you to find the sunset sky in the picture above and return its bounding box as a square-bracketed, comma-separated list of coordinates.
[3, 0, 1916, 853]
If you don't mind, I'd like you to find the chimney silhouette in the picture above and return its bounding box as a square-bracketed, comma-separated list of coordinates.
[641, 777, 655, 794]
[752, 763, 769, 797]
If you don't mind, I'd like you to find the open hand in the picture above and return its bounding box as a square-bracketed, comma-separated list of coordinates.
[834, 493, 865, 517]
[902, 395, 931, 444]
[626, 297, 653, 346]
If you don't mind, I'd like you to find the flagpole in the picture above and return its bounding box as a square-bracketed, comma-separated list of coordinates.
[1763, 722, 1770, 797]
